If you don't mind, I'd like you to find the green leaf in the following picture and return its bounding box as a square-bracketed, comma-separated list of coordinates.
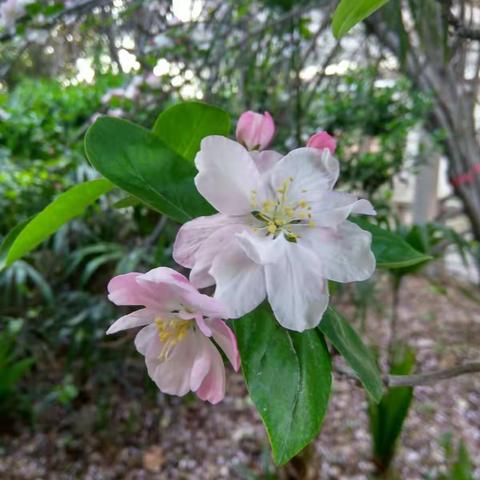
[332, 0, 391, 39]
[113, 195, 141, 209]
[232, 305, 331, 465]
[353, 218, 432, 269]
[153, 102, 231, 162]
[451, 441, 474, 480]
[85, 116, 214, 223]
[368, 345, 415, 470]
[319, 307, 384, 402]
[0, 179, 112, 270]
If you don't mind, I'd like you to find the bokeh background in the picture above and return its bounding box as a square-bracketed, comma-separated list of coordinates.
[0, 0, 479, 478]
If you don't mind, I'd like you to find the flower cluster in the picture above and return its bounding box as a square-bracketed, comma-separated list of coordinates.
[107, 110, 376, 403]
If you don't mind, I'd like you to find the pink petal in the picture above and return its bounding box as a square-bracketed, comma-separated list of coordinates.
[137, 267, 202, 311]
[106, 307, 155, 335]
[194, 136, 261, 215]
[236, 111, 275, 151]
[189, 333, 215, 391]
[306, 131, 337, 154]
[183, 290, 228, 320]
[194, 314, 213, 336]
[134, 323, 158, 356]
[108, 272, 159, 307]
[209, 319, 240, 372]
[145, 331, 199, 397]
[195, 339, 226, 404]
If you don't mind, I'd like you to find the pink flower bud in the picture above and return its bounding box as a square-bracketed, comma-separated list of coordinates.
[236, 111, 275, 151]
[306, 131, 337, 154]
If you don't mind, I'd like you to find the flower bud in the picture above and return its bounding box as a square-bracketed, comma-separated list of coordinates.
[306, 131, 336, 154]
[236, 111, 275, 151]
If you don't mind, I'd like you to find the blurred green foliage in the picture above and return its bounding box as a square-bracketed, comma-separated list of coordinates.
[0, 319, 34, 424]
[0, 75, 123, 231]
[368, 344, 416, 475]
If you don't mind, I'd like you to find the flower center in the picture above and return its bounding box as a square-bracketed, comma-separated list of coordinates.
[155, 317, 191, 360]
[250, 177, 315, 242]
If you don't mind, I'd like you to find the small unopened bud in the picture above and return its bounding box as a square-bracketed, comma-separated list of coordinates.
[306, 131, 336, 154]
[236, 111, 275, 151]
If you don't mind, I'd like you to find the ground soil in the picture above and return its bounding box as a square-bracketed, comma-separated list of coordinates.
[1, 275, 479, 479]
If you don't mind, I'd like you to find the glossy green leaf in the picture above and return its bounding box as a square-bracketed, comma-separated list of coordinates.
[332, 0, 390, 39]
[233, 306, 331, 465]
[353, 218, 432, 269]
[319, 307, 384, 402]
[153, 101, 231, 162]
[85, 116, 214, 223]
[0, 179, 113, 270]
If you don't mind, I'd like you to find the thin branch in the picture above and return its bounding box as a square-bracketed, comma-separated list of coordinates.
[334, 360, 480, 389]
[0, 0, 111, 43]
[388, 362, 480, 387]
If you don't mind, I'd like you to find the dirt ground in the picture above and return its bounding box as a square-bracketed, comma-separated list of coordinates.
[1, 275, 479, 479]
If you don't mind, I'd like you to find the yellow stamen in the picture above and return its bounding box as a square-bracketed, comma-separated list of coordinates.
[249, 176, 314, 241]
[267, 222, 277, 235]
[155, 318, 191, 360]
[262, 200, 274, 212]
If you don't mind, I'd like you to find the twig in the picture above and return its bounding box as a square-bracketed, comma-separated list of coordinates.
[334, 360, 480, 388]
[144, 216, 168, 248]
[0, 0, 111, 43]
[388, 362, 480, 387]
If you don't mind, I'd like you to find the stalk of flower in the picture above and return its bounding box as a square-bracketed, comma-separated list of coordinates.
[173, 114, 376, 332]
[106, 267, 240, 404]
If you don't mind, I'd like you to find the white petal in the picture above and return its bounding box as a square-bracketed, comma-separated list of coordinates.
[106, 308, 155, 334]
[189, 223, 247, 289]
[269, 147, 339, 204]
[264, 237, 330, 331]
[313, 191, 376, 227]
[194, 136, 261, 215]
[210, 240, 266, 318]
[173, 213, 237, 268]
[303, 221, 376, 283]
[236, 230, 284, 265]
[250, 150, 283, 174]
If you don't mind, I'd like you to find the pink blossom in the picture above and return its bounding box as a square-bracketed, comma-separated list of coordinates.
[174, 136, 376, 332]
[306, 131, 337, 154]
[236, 111, 275, 151]
[106, 267, 240, 404]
